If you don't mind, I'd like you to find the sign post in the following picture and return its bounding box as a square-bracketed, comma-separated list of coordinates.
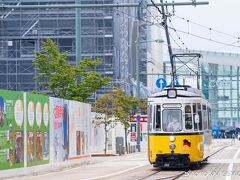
[136, 114, 141, 152]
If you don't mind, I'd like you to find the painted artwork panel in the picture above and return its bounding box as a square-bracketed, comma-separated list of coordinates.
[0, 90, 24, 170]
[26, 93, 49, 167]
[69, 101, 91, 159]
[51, 98, 69, 162]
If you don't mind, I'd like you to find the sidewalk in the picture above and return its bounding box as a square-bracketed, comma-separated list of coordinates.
[0, 158, 89, 180]
[0, 152, 146, 180]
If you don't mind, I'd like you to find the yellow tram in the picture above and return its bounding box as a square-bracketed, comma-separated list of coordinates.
[148, 85, 212, 168]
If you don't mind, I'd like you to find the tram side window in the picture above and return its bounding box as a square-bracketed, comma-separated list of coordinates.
[147, 105, 152, 131]
[193, 103, 203, 131]
[155, 105, 161, 130]
[197, 103, 203, 130]
[203, 105, 208, 130]
[185, 105, 192, 130]
[208, 107, 212, 130]
[193, 104, 197, 130]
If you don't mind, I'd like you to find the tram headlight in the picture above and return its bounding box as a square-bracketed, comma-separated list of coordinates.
[169, 143, 176, 150]
[169, 136, 176, 142]
[167, 89, 177, 98]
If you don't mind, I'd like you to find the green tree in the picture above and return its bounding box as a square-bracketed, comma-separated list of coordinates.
[111, 88, 140, 154]
[93, 88, 143, 154]
[92, 93, 115, 155]
[33, 39, 110, 102]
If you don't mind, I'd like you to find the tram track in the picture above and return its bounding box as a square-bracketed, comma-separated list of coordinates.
[209, 143, 232, 158]
[139, 169, 188, 180]
[140, 143, 232, 180]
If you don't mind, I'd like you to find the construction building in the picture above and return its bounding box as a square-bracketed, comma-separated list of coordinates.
[0, 0, 163, 100]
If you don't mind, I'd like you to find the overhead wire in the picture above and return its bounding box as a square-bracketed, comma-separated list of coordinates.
[115, 4, 240, 50]
[146, 5, 162, 25]
[149, 1, 206, 83]
[148, 2, 201, 77]
[167, 20, 200, 72]
[168, 17, 188, 50]
[173, 15, 240, 40]
[168, 26, 240, 48]
[146, 3, 188, 51]
[213, 41, 240, 51]
[150, 1, 240, 50]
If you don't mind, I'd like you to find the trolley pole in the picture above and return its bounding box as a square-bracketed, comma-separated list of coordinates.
[159, 0, 175, 87]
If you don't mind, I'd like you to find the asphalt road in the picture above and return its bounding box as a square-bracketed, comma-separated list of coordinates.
[2, 139, 240, 180]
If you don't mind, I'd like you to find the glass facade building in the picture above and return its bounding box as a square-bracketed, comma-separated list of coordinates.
[164, 49, 240, 128]
[202, 64, 240, 127]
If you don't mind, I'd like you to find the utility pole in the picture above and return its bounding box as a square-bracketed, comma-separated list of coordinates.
[136, 0, 147, 152]
[75, 0, 81, 65]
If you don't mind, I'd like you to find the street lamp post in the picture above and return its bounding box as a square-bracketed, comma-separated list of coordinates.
[136, 36, 140, 99]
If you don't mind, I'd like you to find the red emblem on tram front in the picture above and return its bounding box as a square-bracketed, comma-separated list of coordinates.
[183, 139, 191, 147]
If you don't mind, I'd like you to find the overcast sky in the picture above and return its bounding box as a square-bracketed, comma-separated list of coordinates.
[162, 0, 240, 53]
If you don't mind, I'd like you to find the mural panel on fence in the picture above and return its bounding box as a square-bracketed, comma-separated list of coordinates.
[0, 90, 24, 170]
[69, 101, 91, 159]
[26, 93, 50, 167]
[50, 98, 69, 162]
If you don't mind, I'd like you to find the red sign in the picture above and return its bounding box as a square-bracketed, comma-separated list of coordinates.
[130, 132, 136, 142]
[131, 115, 147, 122]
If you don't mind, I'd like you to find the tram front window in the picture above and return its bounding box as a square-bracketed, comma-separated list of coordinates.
[163, 110, 182, 132]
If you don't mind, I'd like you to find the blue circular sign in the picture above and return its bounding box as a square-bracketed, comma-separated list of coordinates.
[156, 78, 167, 89]
[136, 115, 141, 121]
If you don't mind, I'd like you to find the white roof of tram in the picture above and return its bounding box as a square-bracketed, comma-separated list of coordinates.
[150, 86, 205, 99]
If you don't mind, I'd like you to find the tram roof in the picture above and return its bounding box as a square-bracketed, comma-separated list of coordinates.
[150, 85, 205, 99]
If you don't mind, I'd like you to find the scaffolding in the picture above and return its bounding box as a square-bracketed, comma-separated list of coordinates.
[0, 0, 148, 100]
[0, 1, 108, 94]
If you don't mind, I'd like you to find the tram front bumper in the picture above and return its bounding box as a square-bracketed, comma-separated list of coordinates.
[155, 153, 190, 168]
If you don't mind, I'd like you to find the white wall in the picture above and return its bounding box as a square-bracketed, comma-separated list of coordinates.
[91, 113, 117, 154]
[91, 113, 149, 154]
